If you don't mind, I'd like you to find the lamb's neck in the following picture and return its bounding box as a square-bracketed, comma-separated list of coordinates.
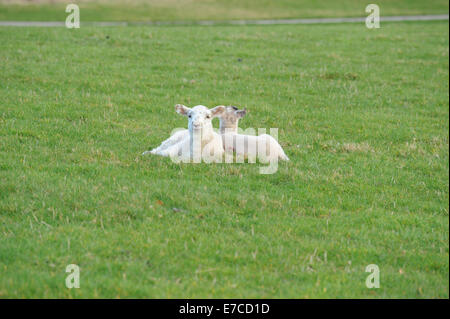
[190, 128, 215, 146]
[219, 119, 238, 135]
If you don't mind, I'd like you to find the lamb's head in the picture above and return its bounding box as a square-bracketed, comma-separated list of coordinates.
[175, 104, 225, 140]
[218, 106, 247, 134]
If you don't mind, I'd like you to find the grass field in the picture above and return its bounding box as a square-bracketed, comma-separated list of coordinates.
[0, 19, 449, 298]
[0, 0, 449, 22]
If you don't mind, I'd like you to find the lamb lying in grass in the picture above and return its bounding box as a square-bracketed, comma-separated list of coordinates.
[144, 105, 246, 156]
[143, 104, 289, 164]
[143, 104, 225, 163]
[219, 106, 290, 163]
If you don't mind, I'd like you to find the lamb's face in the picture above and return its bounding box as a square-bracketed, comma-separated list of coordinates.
[188, 105, 213, 132]
[221, 106, 247, 126]
[175, 104, 225, 137]
[218, 106, 247, 133]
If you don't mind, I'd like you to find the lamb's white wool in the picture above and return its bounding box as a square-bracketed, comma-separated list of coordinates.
[142, 128, 188, 156]
[147, 104, 225, 163]
[223, 132, 290, 163]
[219, 107, 289, 162]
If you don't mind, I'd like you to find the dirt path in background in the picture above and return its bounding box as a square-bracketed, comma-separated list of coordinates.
[0, 14, 448, 27]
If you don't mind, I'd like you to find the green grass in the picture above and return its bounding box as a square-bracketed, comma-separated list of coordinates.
[0, 0, 448, 22]
[0, 20, 448, 298]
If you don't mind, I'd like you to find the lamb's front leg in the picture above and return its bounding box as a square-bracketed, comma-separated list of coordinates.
[202, 134, 224, 163]
[158, 143, 180, 158]
[142, 129, 188, 156]
[159, 137, 193, 163]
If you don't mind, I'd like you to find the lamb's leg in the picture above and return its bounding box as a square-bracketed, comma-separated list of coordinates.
[202, 135, 224, 163]
[158, 137, 193, 163]
[158, 143, 180, 158]
[260, 134, 289, 162]
[142, 129, 188, 156]
[157, 130, 188, 152]
[222, 133, 235, 163]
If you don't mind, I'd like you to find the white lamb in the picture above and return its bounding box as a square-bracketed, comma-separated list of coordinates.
[143, 104, 225, 163]
[144, 105, 245, 156]
[219, 106, 289, 163]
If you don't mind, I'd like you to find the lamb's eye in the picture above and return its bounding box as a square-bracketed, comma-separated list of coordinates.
[188, 114, 192, 118]
[206, 115, 211, 119]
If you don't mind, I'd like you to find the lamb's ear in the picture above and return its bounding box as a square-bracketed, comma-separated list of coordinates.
[210, 105, 225, 118]
[236, 107, 247, 118]
[175, 104, 190, 116]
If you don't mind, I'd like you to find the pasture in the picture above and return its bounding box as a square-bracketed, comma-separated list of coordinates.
[0, 8, 448, 298]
